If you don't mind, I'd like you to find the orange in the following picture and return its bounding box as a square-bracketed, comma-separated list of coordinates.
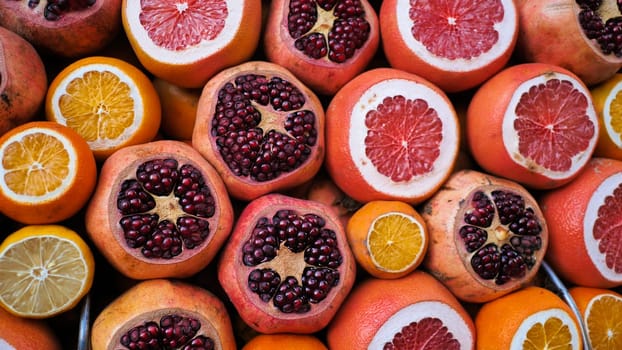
[242, 334, 327, 350]
[475, 286, 582, 350]
[540, 157, 622, 288]
[122, 0, 262, 88]
[152, 77, 201, 141]
[45, 55, 161, 161]
[569, 286, 622, 349]
[0, 121, 97, 224]
[0, 224, 95, 319]
[0, 306, 62, 349]
[325, 67, 460, 205]
[346, 200, 428, 279]
[590, 73, 622, 160]
[327, 270, 475, 349]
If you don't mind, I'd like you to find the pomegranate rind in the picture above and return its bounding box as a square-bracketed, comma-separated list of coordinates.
[263, 0, 380, 96]
[325, 67, 460, 205]
[217, 193, 357, 334]
[421, 169, 549, 303]
[90, 279, 237, 350]
[380, 0, 518, 93]
[192, 61, 326, 202]
[85, 140, 234, 280]
[540, 157, 622, 288]
[326, 270, 475, 349]
[515, 0, 622, 86]
[122, 0, 262, 88]
[0, 0, 122, 58]
[0, 27, 47, 137]
[467, 62, 598, 190]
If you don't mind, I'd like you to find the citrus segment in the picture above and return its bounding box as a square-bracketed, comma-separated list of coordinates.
[591, 73, 622, 160]
[512, 310, 580, 349]
[0, 121, 97, 224]
[368, 212, 425, 272]
[570, 286, 622, 349]
[46, 56, 161, 161]
[0, 225, 95, 319]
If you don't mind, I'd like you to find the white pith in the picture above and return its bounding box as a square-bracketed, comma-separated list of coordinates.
[49, 63, 144, 150]
[0, 128, 78, 204]
[502, 72, 598, 179]
[603, 81, 622, 147]
[584, 172, 622, 282]
[394, 0, 517, 71]
[0, 340, 15, 349]
[510, 309, 581, 349]
[124, 0, 242, 64]
[348, 79, 459, 198]
[368, 301, 474, 349]
[368, 212, 426, 272]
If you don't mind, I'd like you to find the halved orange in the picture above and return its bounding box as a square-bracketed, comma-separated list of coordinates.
[45, 55, 161, 161]
[0, 121, 97, 224]
[591, 73, 622, 160]
[569, 286, 622, 349]
[346, 200, 428, 279]
[0, 225, 95, 319]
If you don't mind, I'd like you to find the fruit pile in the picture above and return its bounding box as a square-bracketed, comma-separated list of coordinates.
[1, 0, 622, 349]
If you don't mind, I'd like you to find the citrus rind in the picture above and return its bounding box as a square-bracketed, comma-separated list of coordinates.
[368, 212, 426, 273]
[510, 309, 581, 350]
[585, 293, 622, 346]
[602, 80, 622, 148]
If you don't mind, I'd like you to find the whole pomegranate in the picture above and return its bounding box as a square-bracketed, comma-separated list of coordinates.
[217, 193, 357, 334]
[0, 0, 122, 58]
[421, 169, 549, 303]
[0, 26, 47, 137]
[85, 140, 234, 280]
[192, 61, 326, 202]
[263, 0, 380, 95]
[516, 0, 622, 86]
[91, 279, 237, 350]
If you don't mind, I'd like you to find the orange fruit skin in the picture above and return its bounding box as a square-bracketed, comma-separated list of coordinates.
[540, 157, 622, 288]
[85, 140, 234, 280]
[242, 333, 328, 350]
[569, 286, 622, 318]
[325, 67, 459, 205]
[346, 200, 427, 279]
[379, 0, 518, 93]
[0, 307, 62, 350]
[466, 62, 597, 190]
[122, 0, 262, 89]
[45, 56, 162, 162]
[263, 0, 380, 96]
[326, 270, 475, 350]
[0, 121, 97, 225]
[475, 286, 582, 350]
[152, 78, 201, 141]
[91, 279, 237, 350]
[590, 73, 622, 160]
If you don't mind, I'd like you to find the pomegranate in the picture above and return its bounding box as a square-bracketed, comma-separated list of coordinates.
[0, 26, 47, 137]
[85, 140, 234, 280]
[192, 61, 326, 202]
[91, 278, 237, 350]
[421, 169, 549, 303]
[263, 0, 380, 96]
[217, 193, 356, 334]
[516, 0, 622, 86]
[0, 0, 122, 58]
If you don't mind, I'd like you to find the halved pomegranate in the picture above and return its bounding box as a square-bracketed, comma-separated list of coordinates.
[421, 169, 549, 303]
[192, 61, 326, 202]
[91, 279, 237, 350]
[85, 140, 234, 280]
[217, 193, 356, 334]
[0, 0, 122, 58]
[263, 0, 380, 96]
[516, 0, 622, 86]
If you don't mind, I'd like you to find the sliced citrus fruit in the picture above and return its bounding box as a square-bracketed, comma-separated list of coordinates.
[347, 200, 428, 279]
[591, 73, 622, 161]
[45, 55, 161, 161]
[0, 224, 95, 319]
[325, 67, 460, 205]
[379, 0, 518, 93]
[569, 286, 622, 349]
[122, 0, 262, 88]
[467, 62, 598, 189]
[475, 286, 582, 350]
[0, 121, 97, 224]
[540, 157, 622, 288]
